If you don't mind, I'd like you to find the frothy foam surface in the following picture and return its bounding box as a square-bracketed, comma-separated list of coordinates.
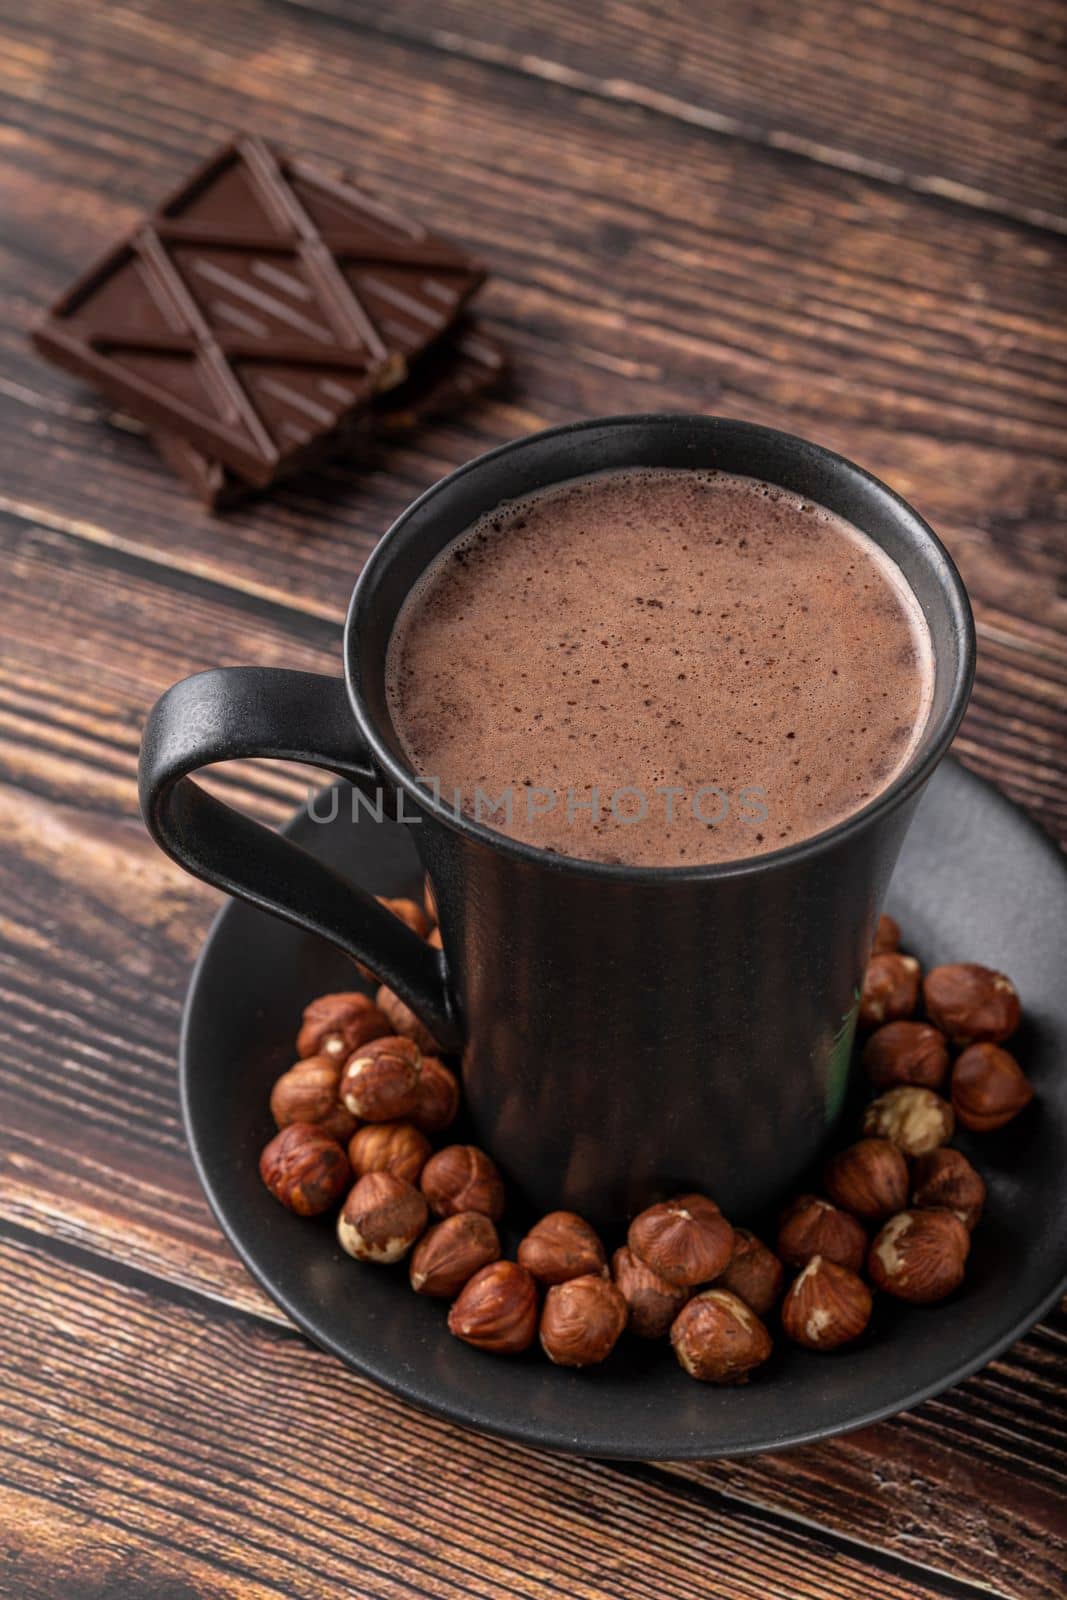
[386, 468, 934, 866]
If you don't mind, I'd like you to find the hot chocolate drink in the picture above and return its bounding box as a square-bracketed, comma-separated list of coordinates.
[386, 468, 934, 866]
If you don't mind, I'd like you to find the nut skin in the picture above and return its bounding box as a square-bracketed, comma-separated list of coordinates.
[269, 1055, 359, 1142]
[296, 992, 390, 1061]
[951, 1043, 1034, 1132]
[518, 1212, 608, 1286]
[340, 1036, 421, 1121]
[781, 1257, 872, 1351]
[823, 1138, 910, 1221]
[259, 1123, 351, 1216]
[421, 1145, 506, 1221]
[871, 913, 900, 955]
[776, 1195, 867, 1274]
[670, 1289, 773, 1384]
[347, 1120, 431, 1185]
[409, 1056, 460, 1135]
[336, 1171, 428, 1263]
[862, 1086, 955, 1157]
[861, 1021, 949, 1091]
[540, 1274, 629, 1367]
[858, 953, 921, 1030]
[922, 963, 1021, 1046]
[447, 1261, 539, 1353]
[868, 1209, 970, 1303]
[611, 1246, 691, 1338]
[409, 1212, 501, 1297]
[375, 983, 440, 1055]
[911, 1148, 986, 1230]
[717, 1230, 784, 1317]
[628, 1194, 734, 1288]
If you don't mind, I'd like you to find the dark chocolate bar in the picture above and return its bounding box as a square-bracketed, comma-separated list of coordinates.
[34, 135, 485, 487]
[150, 323, 507, 509]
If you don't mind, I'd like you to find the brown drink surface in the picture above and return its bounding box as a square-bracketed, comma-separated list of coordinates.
[386, 468, 934, 866]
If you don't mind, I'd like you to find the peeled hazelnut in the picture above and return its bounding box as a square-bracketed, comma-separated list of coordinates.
[409, 1055, 460, 1135]
[823, 1138, 909, 1221]
[628, 1193, 734, 1288]
[423, 876, 438, 925]
[340, 1035, 421, 1121]
[296, 991, 390, 1060]
[518, 1211, 607, 1285]
[781, 1257, 872, 1351]
[670, 1289, 773, 1384]
[861, 1021, 949, 1091]
[409, 1211, 501, 1297]
[348, 1120, 431, 1185]
[421, 1144, 506, 1220]
[862, 1086, 955, 1156]
[911, 1148, 986, 1230]
[717, 1230, 784, 1317]
[858, 953, 921, 1029]
[611, 1246, 690, 1338]
[269, 1054, 358, 1142]
[427, 926, 444, 950]
[375, 983, 440, 1055]
[951, 1042, 1034, 1132]
[259, 1123, 351, 1216]
[448, 1260, 539, 1353]
[378, 895, 431, 939]
[868, 1208, 970, 1302]
[337, 1170, 428, 1263]
[540, 1274, 628, 1367]
[776, 1195, 866, 1273]
[871, 913, 900, 955]
[923, 963, 1021, 1046]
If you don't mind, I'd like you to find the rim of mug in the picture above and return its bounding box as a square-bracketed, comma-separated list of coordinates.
[344, 413, 976, 882]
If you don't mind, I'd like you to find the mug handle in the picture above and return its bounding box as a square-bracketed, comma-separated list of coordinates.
[139, 666, 459, 1050]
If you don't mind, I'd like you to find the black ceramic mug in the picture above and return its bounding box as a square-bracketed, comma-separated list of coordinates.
[140, 415, 974, 1230]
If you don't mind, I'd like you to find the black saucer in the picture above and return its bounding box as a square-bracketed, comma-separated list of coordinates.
[180, 758, 1067, 1459]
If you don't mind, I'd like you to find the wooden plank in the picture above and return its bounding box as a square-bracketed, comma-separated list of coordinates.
[0, 515, 1063, 1594]
[282, 0, 1067, 232]
[0, 1226, 1037, 1600]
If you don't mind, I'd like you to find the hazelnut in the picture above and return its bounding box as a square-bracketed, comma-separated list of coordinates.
[269, 1054, 358, 1142]
[868, 1209, 970, 1302]
[823, 1138, 909, 1221]
[421, 1145, 506, 1220]
[717, 1230, 784, 1317]
[858, 953, 921, 1029]
[781, 1257, 872, 1351]
[518, 1212, 608, 1286]
[871, 913, 900, 955]
[861, 1021, 949, 1091]
[340, 1035, 421, 1121]
[670, 1289, 773, 1384]
[776, 1195, 866, 1273]
[628, 1193, 734, 1288]
[337, 1171, 428, 1263]
[348, 1120, 431, 1185]
[427, 926, 444, 949]
[409, 1211, 501, 1297]
[862, 1086, 955, 1156]
[378, 895, 431, 939]
[409, 1055, 460, 1135]
[259, 1123, 351, 1216]
[423, 876, 438, 925]
[448, 1261, 539, 1353]
[611, 1246, 691, 1338]
[911, 1148, 986, 1230]
[375, 983, 440, 1055]
[296, 991, 390, 1060]
[922, 963, 1021, 1046]
[951, 1042, 1034, 1133]
[540, 1274, 629, 1367]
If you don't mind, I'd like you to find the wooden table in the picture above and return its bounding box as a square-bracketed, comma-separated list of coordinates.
[1, 3, 1064, 1595]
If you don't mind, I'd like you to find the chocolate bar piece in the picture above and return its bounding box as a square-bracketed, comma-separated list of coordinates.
[34, 135, 485, 487]
[150, 323, 507, 509]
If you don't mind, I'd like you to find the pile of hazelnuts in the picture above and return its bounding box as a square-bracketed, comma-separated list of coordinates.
[259, 892, 1035, 1384]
